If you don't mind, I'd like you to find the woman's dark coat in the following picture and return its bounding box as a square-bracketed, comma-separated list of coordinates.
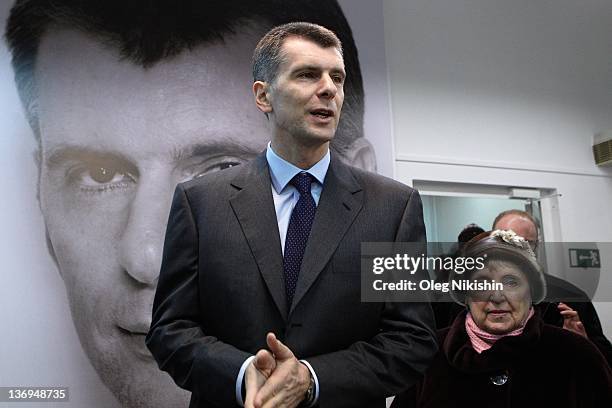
[392, 310, 612, 408]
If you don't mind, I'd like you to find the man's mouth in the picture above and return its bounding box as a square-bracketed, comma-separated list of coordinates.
[117, 324, 155, 360]
[117, 325, 148, 336]
[117, 320, 150, 335]
[310, 108, 334, 119]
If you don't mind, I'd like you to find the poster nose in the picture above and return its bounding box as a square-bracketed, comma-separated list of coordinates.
[118, 177, 174, 286]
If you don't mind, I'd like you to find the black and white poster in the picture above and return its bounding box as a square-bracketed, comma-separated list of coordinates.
[0, 1, 393, 406]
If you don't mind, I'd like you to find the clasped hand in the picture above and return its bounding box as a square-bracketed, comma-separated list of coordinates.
[244, 332, 311, 408]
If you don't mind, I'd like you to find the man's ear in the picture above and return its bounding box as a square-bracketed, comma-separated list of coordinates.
[253, 81, 273, 114]
[343, 138, 377, 172]
[34, 146, 61, 276]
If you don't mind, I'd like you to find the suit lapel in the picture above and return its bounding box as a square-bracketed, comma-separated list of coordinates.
[229, 154, 288, 321]
[290, 156, 364, 314]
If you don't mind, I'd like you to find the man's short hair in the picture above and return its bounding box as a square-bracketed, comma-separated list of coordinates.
[252, 22, 342, 84]
[5, 0, 365, 156]
[492, 209, 540, 232]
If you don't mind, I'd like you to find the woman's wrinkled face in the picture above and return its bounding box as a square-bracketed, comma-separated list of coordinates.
[467, 260, 532, 334]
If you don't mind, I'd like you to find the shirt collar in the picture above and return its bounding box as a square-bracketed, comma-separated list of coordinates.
[266, 142, 330, 194]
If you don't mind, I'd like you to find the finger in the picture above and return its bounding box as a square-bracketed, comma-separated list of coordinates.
[254, 349, 276, 377]
[245, 364, 263, 408]
[568, 322, 588, 338]
[566, 322, 578, 330]
[559, 310, 578, 318]
[245, 386, 256, 408]
[254, 375, 283, 408]
[563, 320, 584, 332]
[266, 332, 294, 360]
[254, 359, 296, 407]
[576, 321, 587, 334]
[557, 303, 572, 311]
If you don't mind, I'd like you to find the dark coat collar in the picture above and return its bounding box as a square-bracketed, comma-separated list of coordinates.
[443, 309, 543, 373]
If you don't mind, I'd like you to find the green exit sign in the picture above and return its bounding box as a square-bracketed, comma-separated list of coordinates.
[569, 249, 600, 268]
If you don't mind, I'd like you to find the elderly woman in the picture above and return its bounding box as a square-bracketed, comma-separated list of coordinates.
[392, 230, 612, 408]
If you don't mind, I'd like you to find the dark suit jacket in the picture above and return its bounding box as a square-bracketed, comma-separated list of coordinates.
[146, 153, 438, 408]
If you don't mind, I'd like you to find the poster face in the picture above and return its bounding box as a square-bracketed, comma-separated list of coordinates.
[0, 1, 392, 406]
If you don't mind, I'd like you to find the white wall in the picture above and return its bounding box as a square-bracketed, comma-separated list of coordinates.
[339, 0, 395, 176]
[383, 0, 612, 337]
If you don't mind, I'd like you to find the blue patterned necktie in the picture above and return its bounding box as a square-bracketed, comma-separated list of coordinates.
[283, 172, 317, 308]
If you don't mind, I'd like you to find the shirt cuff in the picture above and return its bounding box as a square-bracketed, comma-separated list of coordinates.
[236, 355, 255, 407]
[299, 359, 320, 407]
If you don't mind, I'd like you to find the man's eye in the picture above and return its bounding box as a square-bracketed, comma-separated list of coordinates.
[183, 159, 244, 182]
[298, 71, 316, 79]
[332, 75, 344, 84]
[196, 161, 241, 177]
[68, 163, 137, 191]
[87, 165, 121, 183]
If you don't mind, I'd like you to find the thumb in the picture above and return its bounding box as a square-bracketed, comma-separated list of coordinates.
[266, 332, 294, 360]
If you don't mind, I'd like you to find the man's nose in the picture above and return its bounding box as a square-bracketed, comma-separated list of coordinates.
[317, 74, 338, 99]
[118, 171, 174, 286]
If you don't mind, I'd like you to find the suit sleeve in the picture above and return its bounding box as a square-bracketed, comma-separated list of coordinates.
[146, 184, 250, 406]
[307, 189, 438, 407]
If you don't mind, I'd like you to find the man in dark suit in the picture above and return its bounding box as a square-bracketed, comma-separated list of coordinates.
[147, 22, 437, 408]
